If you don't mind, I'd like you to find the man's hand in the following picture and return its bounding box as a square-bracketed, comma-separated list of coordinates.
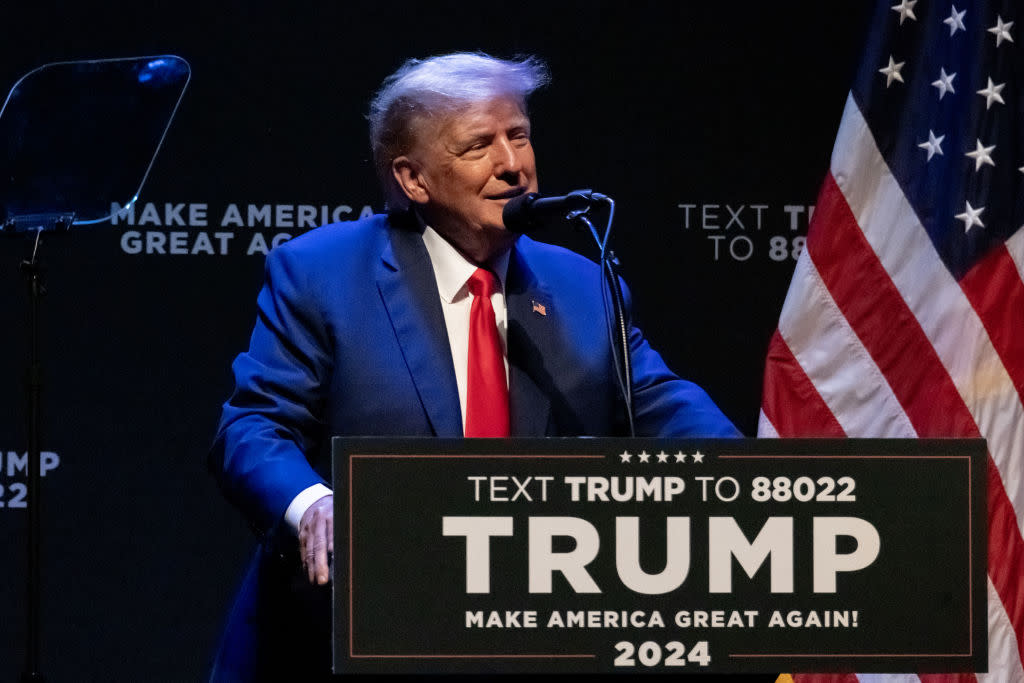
[298, 494, 333, 585]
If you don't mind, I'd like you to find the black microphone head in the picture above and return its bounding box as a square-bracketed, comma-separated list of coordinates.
[501, 191, 542, 234]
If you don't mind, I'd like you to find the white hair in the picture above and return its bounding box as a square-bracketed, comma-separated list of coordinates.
[368, 52, 549, 210]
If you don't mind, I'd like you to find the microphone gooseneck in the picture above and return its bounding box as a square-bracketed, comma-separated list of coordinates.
[502, 189, 607, 234]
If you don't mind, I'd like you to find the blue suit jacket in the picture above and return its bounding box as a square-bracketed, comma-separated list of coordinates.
[208, 212, 738, 680]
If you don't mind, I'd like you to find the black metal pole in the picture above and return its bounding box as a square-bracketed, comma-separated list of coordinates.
[601, 253, 635, 436]
[20, 228, 45, 683]
[573, 209, 635, 436]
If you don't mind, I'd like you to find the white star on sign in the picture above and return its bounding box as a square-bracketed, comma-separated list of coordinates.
[674, 451, 687, 463]
[977, 78, 1006, 109]
[944, 6, 966, 35]
[638, 450, 651, 463]
[988, 16, 1014, 46]
[955, 201, 985, 232]
[931, 68, 956, 99]
[879, 56, 905, 87]
[691, 451, 705, 464]
[966, 139, 996, 170]
[891, 0, 917, 24]
[656, 451, 670, 463]
[918, 130, 945, 161]
[619, 450, 632, 463]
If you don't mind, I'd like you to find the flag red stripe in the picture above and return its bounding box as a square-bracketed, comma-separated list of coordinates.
[793, 674, 860, 683]
[807, 174, 977, 438]
[918, 673, 977, 682]
[988, 458, 1024, 667]
[958, 243, 1024, 408]
[761, 330, 845, 437]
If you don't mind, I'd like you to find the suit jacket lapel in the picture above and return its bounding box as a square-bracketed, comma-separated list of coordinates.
[377, 221, 463, 437]
[506, 242, 554, 436]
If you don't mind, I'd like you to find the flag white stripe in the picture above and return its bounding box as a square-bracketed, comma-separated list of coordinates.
[855, 674, 920, 683]
[831, 95, 1024, 536]
[975, 577, 1024, 683]
[757, 409, 779, 438]
[779, 250, 916, 438]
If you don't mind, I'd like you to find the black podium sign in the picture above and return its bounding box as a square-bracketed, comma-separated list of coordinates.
[331, 438, 986, 674]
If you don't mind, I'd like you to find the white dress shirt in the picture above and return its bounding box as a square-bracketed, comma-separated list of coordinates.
[283, 225, 511, 531]
[421, 224, 510, 427]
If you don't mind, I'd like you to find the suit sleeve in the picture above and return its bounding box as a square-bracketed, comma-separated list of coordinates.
[209, 246, 333, 535]
[623, 283, 743, 438]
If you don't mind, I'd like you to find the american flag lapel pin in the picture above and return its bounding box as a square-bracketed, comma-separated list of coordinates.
[531, 299, 547, 316]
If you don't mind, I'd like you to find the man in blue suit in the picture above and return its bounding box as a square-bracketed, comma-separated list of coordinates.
[210, 52, 739, 681]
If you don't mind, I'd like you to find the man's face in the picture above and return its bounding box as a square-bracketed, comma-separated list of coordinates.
[397, 96, 539, 263]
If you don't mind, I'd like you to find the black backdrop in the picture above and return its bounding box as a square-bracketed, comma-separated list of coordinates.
[0, 2, 871, 680]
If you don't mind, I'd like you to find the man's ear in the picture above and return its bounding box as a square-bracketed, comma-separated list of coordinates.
[392, 156, 430, 206]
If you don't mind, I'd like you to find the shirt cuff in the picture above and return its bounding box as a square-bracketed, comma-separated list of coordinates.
[283, 483, 333, 533]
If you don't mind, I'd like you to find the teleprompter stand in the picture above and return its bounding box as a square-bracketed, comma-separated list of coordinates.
[1, 56, 190, 681]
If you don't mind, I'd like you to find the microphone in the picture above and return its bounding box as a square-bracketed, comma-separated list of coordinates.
[502, 189, 607, 234]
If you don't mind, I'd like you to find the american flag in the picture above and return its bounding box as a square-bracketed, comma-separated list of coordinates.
[758, 1, 1023, 681]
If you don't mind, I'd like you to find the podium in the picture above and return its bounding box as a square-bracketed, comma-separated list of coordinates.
[330, 437, 986, 674]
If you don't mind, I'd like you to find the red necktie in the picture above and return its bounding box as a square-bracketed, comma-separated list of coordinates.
[465, 268, 510, 437]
